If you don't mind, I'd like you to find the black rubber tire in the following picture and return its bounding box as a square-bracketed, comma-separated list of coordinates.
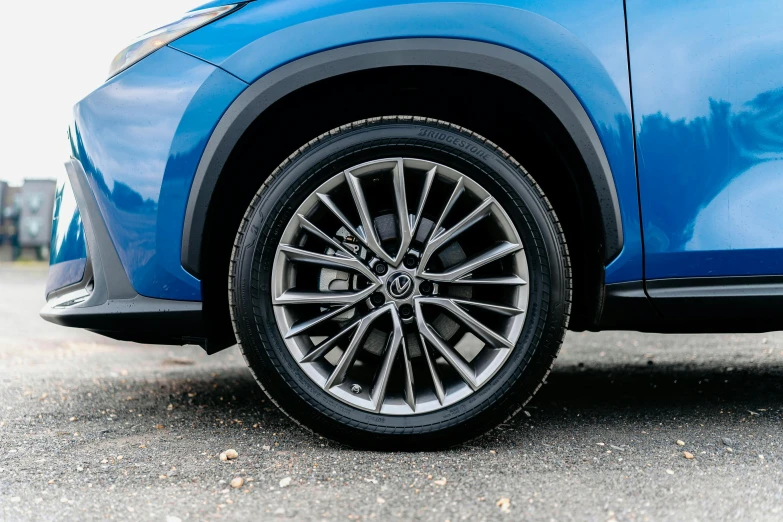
[229, 116, 571, 450]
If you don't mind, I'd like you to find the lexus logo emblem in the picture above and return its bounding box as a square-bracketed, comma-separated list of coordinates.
[387, 272, 414, 299]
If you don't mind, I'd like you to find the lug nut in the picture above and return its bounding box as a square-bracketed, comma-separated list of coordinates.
[419, 281, 433, 295]
[370, 292, 385, 306]
[374, 262, 388, 275]
[351, 384, 362, 394]
[403, 255, 418, 269]
[399, 304, 413, 318]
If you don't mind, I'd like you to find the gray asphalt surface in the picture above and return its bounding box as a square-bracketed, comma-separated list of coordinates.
[1, 264, 782, 521]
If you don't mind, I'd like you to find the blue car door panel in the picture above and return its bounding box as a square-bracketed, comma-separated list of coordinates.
[627, 0, 783, 280]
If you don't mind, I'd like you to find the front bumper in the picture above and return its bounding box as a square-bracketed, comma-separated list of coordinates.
[41, 159, 209, 348]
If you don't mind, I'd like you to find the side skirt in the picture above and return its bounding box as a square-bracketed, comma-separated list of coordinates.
[599, 276, 783, 333]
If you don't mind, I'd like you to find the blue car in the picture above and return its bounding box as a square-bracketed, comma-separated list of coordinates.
[43, 0, 783, 448]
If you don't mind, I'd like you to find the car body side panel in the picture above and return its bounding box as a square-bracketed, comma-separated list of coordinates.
[72, 46, 247, 300]
[172, 0, 643, 283]
[627, 0, 783, 279]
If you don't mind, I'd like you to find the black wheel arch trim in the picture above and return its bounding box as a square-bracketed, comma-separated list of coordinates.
[181, 38, 624, 277]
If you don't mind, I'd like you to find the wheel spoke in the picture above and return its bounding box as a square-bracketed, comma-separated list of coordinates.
[300, 318, 360, 362]
[410, 165, 437, 238]
[418, 177, 464, 271]
[429, 176, 464, 242]
[420, 241, 522, 283]
[447, 274, 528, 286]
[345, 171, 394, 264]
[279, 244, 379, 283]
[417, 296, 514, 349]
[325, 305, 390, 389]
[401, 336, 416, 411]
[450, 298, 524, 317]
[315, 192, 365, 243]
[284, 302, 356, 339]
[390, 159, 413, 265]
[273, 285, 376, 306]
[419, 197, 493, 272]
[370, 309, 404, 412]
[416, 305, 479, 389]
[420, 333, 446, 405]
[297, 214, 363, 260]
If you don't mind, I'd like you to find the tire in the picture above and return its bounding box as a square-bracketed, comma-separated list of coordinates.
[229, 116, 571, 449]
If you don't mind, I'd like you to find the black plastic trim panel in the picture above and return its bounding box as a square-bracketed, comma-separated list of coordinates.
[181, 38, 624, 276]
[600, 276, 783, 333]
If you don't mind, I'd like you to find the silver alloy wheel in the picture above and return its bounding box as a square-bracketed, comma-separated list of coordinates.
[271, 158, 530, 415]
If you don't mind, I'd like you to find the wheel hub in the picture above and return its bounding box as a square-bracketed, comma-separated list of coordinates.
[386, 271, 415, 299]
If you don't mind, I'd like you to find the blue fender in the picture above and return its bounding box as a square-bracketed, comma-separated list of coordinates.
[173, 0, 642, 283]
[71, 46, 247, 300]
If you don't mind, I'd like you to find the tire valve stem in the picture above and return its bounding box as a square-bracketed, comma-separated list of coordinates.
[350, 384, 362, 395]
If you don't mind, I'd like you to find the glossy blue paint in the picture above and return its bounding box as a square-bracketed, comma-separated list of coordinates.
[627, 0, 783, 279]
[47, 173, 87, 295]
[190, 0, 249, 11]
[71, 46, 247, 300]
[172, 0, 643, 283]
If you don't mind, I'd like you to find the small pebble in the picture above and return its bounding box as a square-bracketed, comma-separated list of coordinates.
[220, 449, 239, 461]
[496, 497, 511, 512]
[722, 437, 733, 446]
[230, 477, 244, 489]
[279, 477, 292, 488]
[683, 451, 694, 459]
[676, 440, 685, 446]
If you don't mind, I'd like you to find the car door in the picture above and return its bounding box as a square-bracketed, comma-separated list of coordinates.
[626, 0, 783, 284]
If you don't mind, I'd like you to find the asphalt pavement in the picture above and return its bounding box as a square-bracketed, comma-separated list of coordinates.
[1, 263, 782, 521]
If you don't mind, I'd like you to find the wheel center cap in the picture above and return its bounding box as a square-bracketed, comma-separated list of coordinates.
[387, 272, 414, 299]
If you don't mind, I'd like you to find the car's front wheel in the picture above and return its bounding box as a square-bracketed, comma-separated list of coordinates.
[229, 116, 570, 449]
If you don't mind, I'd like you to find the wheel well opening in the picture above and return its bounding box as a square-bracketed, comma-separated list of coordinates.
[201, 66, 606, 348]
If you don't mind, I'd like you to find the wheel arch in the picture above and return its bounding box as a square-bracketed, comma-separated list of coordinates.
[184, 38, 625, 344]
[183, 39, 623, 274]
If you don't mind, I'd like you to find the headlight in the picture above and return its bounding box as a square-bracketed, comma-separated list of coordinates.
[108, 4, 239, 79]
